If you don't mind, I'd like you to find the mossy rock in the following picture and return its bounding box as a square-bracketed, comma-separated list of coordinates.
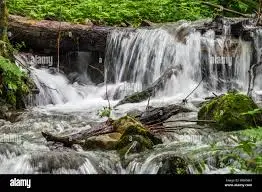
[112, 115, 144, 134]
[198, 92, 262, 131]
[116, 135, 154, 159]
[83, 132, 122, 150]
[157, 156, 188, 175]
[113, 116, 162, 159]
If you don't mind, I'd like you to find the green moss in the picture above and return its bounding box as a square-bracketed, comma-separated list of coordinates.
[113, 115, 162, 159]
[117, 135, 154, 158]
[198, 92, 261, 131]
[0, 56, 31, 108]
[113, 115, 144, 134]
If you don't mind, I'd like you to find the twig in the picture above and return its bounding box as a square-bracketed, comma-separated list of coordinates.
[88, 64, 104, 76]
[147, 119, 216, 129]
[57, 6, 62, 73]
[40, 82, 58, 92]
[201, 2, 252, 18]
[182, 76, 204, 104]
[165, 119, 216, 123]
[151, 125, 207, 132]
[146, 95, 151, 111]
[86, 62, 111, 109]
[212, 92, 218, 97]
[104, 67, 111, 110]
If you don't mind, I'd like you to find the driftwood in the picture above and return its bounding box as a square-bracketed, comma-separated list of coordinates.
[42, 104, 192, 146]
[136, 104, 192, 125]
[114, 65, 182, 107]
[42, 119, 115, 146]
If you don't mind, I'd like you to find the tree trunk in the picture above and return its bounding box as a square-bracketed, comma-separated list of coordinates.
[0, 0, 8, 56]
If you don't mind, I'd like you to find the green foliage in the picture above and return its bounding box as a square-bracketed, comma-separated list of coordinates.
[240, 127, 262, 141]
[98, 106, 112, 118]
[215, 0, 258, 15]
[0, 56, 30, 108]
[6, 0, 260, 26]
[198, 92, 261, 131]
[220, 137, 261, 173]
[13, 42, 26, 54]
[6, 0, 218, 26]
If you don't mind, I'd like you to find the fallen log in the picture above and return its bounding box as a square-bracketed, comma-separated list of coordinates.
[7, 15, 135, 54]
[42, 119, 115, 147]
[137, 104, 193, 125]
[114, 65, 182, 107]
[42, 104, 192, 147]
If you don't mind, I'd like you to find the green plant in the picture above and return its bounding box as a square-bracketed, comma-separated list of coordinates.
[241, 108, 262, 127]
[221, 137, 261, 173]
[0, 56, 30, 108]
[98, 106, 112, 118]
[13, 41, 26, 54]
[4, 0, 219, 26]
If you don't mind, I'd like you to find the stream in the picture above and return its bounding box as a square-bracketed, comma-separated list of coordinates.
[0, 22, 261, 174]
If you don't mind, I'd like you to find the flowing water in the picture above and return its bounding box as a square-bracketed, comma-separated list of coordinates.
[0, 22, 262, 174]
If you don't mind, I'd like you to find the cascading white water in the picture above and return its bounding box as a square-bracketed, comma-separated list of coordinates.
[105, 24, 254, 100]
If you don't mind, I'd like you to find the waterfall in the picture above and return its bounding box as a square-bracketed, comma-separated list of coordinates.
[17, 23, 261, 105]
[2, 22, 261, 174]
[105, 25, 254, 100]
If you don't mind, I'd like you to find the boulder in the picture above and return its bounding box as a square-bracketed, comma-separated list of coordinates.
[83, 132, 122, 150]
[113, 116, 162, 159]
[198, 92, 262, 131]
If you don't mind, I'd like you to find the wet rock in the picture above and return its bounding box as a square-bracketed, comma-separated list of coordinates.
[83, 132, 122, 150]
[114, 116, 162, 158]
[198, 91, 262, 131]
[157, 156, 188, 174]
[112, 116, 144, 134]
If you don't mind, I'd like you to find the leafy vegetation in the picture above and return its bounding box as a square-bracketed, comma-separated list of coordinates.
[0, 56, 31, 108]
[98, 106, 112, 118]
[7, 0, 259, 26]
[221, 137, 262, 174]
